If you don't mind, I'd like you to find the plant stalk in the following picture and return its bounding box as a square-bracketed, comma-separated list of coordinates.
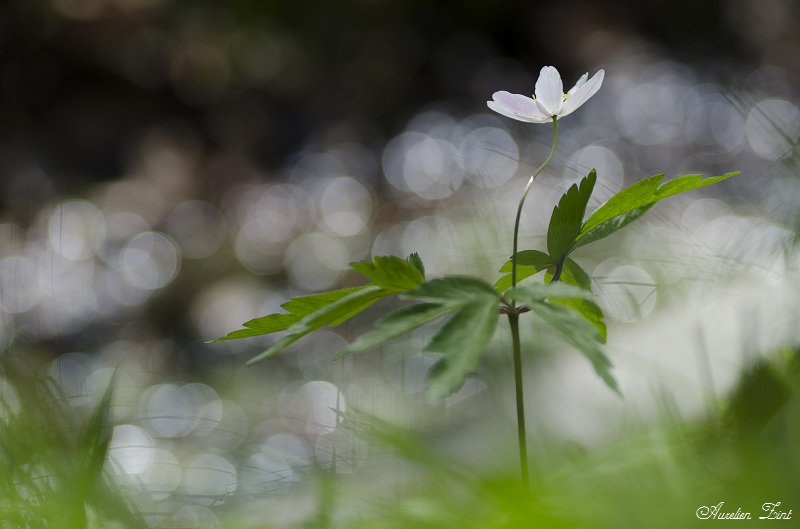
[511, 117, 559, 289]
[507, 117, 559, 488]
[508, 311, 528, 487]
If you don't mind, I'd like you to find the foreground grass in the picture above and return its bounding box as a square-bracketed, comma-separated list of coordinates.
[1, 348, 798, 528]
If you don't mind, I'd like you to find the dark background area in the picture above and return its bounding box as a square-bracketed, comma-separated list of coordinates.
[0, 0, 773, 207]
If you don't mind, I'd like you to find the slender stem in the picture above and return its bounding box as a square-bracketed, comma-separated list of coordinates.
[551, 260, 565, 283]
[506, 117, 559, 488]
[511, 117, 559, 289]
[508, 312, 528, 487]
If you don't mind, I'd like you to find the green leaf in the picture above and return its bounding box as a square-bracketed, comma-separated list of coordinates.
[506, 287, 619, 395]
[496, 250, 554, 293]
[580, 174, 663, 236]
[570, 205, 653, 251]
[335, 302, 453, 358]
[350, 255, 425, 292]
[213, 286, 368, 342]
[424, 297, 500, 401]
[406, 276, 499, 304]
[545, 258, 607, 342]
[406, 252, 426, 278]
[288, 285, 388, 332]
[507, 282, 593, 302]
[247, 285, 388, 365]
[572, 171, 739, 252]
[547, 170, 597, 264]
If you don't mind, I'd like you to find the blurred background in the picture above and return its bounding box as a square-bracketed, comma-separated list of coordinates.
[2, 0, 800, 527]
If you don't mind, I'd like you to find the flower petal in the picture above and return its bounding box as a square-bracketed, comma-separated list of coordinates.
[487, 91, 551, 123]
[567, 72, 588, 96]
[534, 66, 564, 117]
[560, 69, 604, 118]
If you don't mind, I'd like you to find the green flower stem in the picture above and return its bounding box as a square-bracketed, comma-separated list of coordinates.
[511, 117, 559, 289]
[507, 117, 558, 488]
[508, 311, 529, 487]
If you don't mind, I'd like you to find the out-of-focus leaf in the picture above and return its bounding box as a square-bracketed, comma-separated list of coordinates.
[350, 255, 425, 292]
[216, 255, 426, 344]
[336, 302, 453, 358]
[406, 276, 499, 304]
[506, 281, 593, 302]
[247, 285, 388, 365]
[496, 250, 554, 293]
[545, 258, 607, 342]
[547, 169, 597, 264]
[506, 287, 619, 395]
[424, 296, 500, 401]
[213, 286, 368, 342]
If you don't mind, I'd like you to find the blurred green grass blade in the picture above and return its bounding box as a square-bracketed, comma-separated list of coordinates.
[350, 255, 425, 291]
[496, 250, 554, 292]
[547, 169, 596, 264]
[336, 302, 453, 359]
[70, 374, 116, 529]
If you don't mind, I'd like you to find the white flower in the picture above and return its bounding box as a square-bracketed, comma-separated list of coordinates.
[488, 66, 604, 123]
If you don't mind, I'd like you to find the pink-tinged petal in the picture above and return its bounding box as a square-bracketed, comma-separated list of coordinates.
[534, 66, 564, 117]
[560, 69, 604, 117]
[488, 91, 550, 123]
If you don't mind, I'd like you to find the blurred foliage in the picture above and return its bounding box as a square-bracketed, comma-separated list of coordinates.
[1, 346, 799, 527]
[0, 355, 141, 528]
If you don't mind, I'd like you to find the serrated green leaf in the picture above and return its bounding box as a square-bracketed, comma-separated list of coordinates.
[545, 258, 607, 342]
[574, 171, 739, 252]
[406, 276, 499, 304]
[580, 174, 663, 236]
[406, 252, 426, 278]
[424, 297, 500, 401]
[336, 302, 453, 359]
[547, 170, 597, 264]
[213, 286, 368, 342]
[247, 285, 388, 365]
[506, 287, 619, 395]
[547, 295, 607, 344]
[496, 250, 554, 293]
[288, 285, 388, 332]
[350, 255, 425, 291]
[570, 205, 653, 252]
[246, 333, 307, 366]
[655, 172, 737, 199]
